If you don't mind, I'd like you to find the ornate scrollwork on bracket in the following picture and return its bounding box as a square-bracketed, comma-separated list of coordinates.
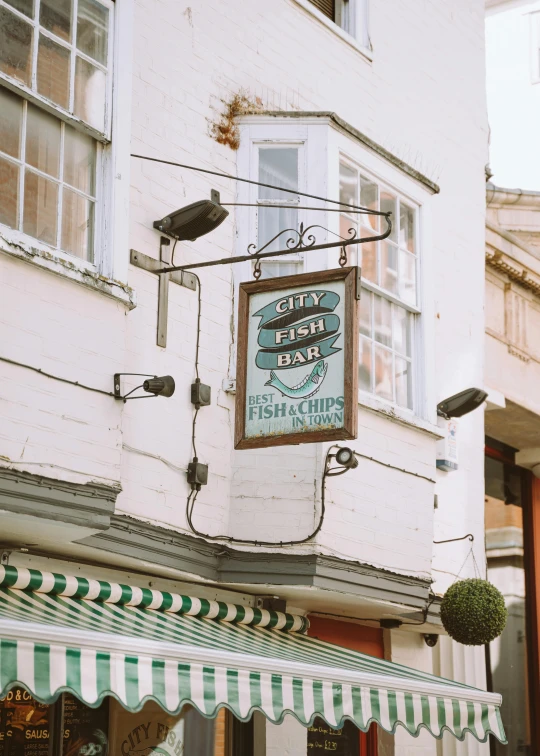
[249, 224, 358, 279]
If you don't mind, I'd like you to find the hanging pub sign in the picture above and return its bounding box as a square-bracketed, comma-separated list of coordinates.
[235, 267, 359, 449]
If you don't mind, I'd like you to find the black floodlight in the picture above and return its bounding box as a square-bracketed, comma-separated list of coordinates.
[437, 388, 487, 419]
[335, 447, 359, 470]
[142, 376, 175, 397]
[153, 200, 229, 241]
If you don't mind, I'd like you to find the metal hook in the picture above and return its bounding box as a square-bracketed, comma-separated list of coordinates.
[253, 258, 262, 280]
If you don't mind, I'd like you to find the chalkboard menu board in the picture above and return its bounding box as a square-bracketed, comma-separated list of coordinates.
[0, 687, 51, 756]
[307, 717, 360, 754]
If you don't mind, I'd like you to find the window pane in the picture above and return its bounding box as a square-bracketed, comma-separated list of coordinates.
[395, 356, 413, 409]
[393, 305, 411, 357]
[62, 187, 94, 260]
[258, 148, 298, 253]
[0, 156, 19, 228]
[23, 169, 58, 245]
[359, 336, 372, 392]
[360, 289, 372, 337]
[381, 240, 398, 294]
[258, 205, 297, 254]
[374, 294, 392, 347]
[374, 345, 393, 402]
[339, 162, 357, 207]
[0, 6, 33, 86]
[0, 687, 52, 755]
[37, 34, 70, 109]
[400, 201, 415, 252]
[0, 86, 23, 158]
[360, 238, 377, 283]
[5, 0, 33, 17]
[64, 125, 96, 194]
[77, 0, 109, 65]
[335, 0, 352, 33]
[380, 191, 397, 241]
[259, 147, 298, 200]
[399, 248, 417, 306]
[62, 694, 108, 756]
[340, 213, 357, 241]
[26, 103, 61, 178]
[258, 261, 302, 279]
[360, 175, 378, 230]
[40, 0, 72, 42]
[74, 56, 106, 131]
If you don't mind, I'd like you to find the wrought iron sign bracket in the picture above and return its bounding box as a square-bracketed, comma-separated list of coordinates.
[130, 248, 197, 347]
[153, 215, 393, 276]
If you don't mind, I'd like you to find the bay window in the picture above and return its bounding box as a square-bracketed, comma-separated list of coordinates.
[0, 0, 112, 264]
[339, 159, 419, 412]
[235, 117, 428, 420]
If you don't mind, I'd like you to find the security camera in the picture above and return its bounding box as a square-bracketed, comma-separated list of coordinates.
[153, 199, 229, 241]
[437, 388, 487, 419]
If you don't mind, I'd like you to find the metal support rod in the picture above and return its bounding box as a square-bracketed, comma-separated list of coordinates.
[131, 153, 388, 216]
[219, 203, 380, 213]
[433, 534, 474, 544]
[155, 218, 392, 274]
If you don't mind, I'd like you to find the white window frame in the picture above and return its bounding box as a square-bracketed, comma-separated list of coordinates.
[292, 0, 371, 59]
[0, 0, 114, 140]
[338, 153, 420, 413]
[252, 139, 306, 281]
[0, 0, 133, 286]
[232, 116, 436, 427]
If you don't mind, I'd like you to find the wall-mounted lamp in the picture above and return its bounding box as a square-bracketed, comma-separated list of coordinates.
[142, 376, 175, 397]
[114, 373, 176, 401]
[153, 192, 229, 241]
[335, 447, 359, 470]
[437, 388, 487, 419]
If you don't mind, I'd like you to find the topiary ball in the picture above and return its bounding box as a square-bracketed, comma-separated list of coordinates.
[440, 579, 507, 646]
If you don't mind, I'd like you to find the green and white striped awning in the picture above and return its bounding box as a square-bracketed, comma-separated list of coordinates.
[0, 566, 506, 744]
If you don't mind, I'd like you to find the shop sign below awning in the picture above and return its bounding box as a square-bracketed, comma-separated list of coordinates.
[0, 566, 506, 744]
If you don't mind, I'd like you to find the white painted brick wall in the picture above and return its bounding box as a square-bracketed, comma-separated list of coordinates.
[1, 0, 486, 628]
[0, 1, 491, 752]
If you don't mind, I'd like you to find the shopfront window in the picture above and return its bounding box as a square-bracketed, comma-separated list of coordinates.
[0, 690, 251, 756]
[485, 438, 531, 755]
[307, 617, 381, 755]
[308, 717, 361, 754]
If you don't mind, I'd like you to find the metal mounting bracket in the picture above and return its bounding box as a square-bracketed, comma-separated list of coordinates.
[130, 249, 197, 347]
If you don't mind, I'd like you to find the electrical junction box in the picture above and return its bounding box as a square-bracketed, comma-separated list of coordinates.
[436, 417, 458, 471]
[187, 460, 208, 486]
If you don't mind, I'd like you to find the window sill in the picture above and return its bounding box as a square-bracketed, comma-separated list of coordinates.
[0, 228, 136, 310]
[291, 0, 373, 62]
[358, 393, 445, 439]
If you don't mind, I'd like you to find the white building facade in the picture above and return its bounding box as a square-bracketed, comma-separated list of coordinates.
[0, 1, 498, 755]
[486, 0, 540, 189]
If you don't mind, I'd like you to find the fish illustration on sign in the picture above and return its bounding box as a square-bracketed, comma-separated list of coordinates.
[265, 360, 328, 399]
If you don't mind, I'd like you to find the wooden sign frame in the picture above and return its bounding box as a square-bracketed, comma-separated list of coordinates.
[235, 267, 359, 450]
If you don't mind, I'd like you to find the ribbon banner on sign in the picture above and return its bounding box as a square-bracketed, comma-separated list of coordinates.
[235, 268, 359, 449]
[254, 291, 342, 372]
